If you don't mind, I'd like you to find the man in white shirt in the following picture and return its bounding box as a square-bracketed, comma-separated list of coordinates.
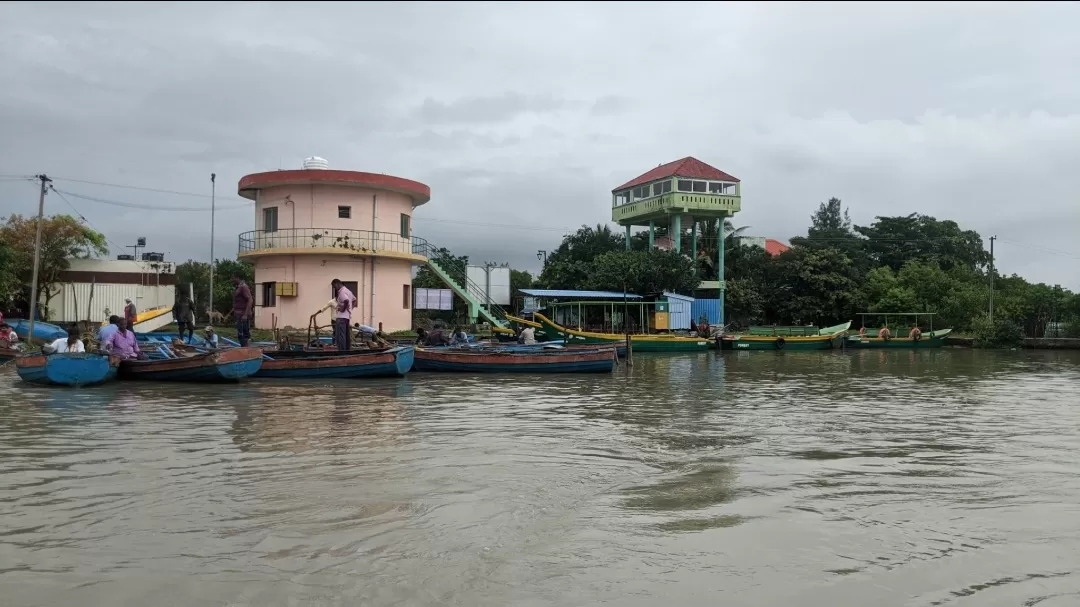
[45, 335, 86, 354]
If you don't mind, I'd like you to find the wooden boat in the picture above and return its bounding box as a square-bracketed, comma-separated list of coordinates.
[844, 328, 952, 349]
[843, 313, 951, 349]
[413, 346, 616, 373]
[6, 318, 68, 345]
[15, 352, 120, 386]
[254, 346, 414, 378]
[456, 338, 628, 358]
[0, 345, 18, 363]
[719, 321, 851, 351]
[533, 313, 710, 352]
[118, 347, 264, 382]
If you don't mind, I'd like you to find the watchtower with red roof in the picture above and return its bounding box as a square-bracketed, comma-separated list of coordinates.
[611, 156, 741, 325]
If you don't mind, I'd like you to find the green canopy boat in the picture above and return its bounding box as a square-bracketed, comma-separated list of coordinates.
[533, 313, 711, 352]
[719, 321, 852, 351]
[843, 313, 952, 349]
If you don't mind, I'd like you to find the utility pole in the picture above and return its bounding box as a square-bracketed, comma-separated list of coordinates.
[208, 173, 216, 321]
[989, 235, 996, 323]
[27, 174, 51, 343]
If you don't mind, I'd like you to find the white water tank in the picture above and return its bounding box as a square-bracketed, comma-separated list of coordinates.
[303, 156, 329, 170]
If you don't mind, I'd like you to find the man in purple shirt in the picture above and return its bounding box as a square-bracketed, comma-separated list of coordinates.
[331, 278, 355, 351]
[232, 273, 253, 347]
[107, 318, 144, 360]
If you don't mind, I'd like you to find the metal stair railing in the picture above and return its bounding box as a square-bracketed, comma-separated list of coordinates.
[412, 237, 510, 327]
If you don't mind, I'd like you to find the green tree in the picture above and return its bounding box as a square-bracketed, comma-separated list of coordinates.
[855, 214, 990, 273]
[0, 241, 19, 309]
[0, 214, 108, 320]
[769, 247, 864, 325]
[510, 269, 535, 294]
[588, 249, 698, 295]
[412, 248, 471, 321]
[175, 258, 255, 321]
[538, 224, 624, 289]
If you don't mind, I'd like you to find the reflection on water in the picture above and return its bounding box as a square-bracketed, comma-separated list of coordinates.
[2, 349, 1080, 606]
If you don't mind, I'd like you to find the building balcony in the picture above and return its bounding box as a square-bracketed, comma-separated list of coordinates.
[238, 228, 431, 263]
[612, 192, 741, 225]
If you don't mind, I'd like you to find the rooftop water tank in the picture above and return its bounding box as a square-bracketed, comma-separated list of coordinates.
[303, 156, 329, 170]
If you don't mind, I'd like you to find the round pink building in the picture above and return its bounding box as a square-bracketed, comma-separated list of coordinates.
[237, 158, 430, 332]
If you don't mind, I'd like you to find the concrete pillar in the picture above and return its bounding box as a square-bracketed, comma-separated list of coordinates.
[673, 215, 681, 254]
[625, 224, 631, 251]
[691, 220, 697, 261]
[468, 302, 479, 324]
[648, 220, 655, 249]
[717, 220, 725, 327]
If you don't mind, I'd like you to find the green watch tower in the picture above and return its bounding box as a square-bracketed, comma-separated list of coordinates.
[610, 157, 741, 327]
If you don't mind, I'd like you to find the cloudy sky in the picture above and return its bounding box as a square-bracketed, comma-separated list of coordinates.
[1, 1, 1078, 287]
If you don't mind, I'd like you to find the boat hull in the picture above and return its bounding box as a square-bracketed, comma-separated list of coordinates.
[843, 330, 951, 349]
[720, 333, 844, 351]
[413, 347, 615, 373]
[255, 347, 413, 378]
[0, 346, 18, 363]
[533, 313, 710, 352]
[118, 347, 264, 381]
[15, 353, 120, 386]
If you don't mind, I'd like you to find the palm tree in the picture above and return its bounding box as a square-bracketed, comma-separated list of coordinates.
[694, 218, 750, 279]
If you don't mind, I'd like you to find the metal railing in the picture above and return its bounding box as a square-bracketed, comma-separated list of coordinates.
[238, 228, 431, 257]
[411, 239, 510, 325]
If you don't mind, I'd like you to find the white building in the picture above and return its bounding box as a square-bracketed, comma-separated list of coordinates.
[50, 258, 176, 331]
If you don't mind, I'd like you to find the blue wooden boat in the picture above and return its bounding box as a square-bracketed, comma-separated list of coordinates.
[413, 346, 616, 373]
[255, 346, 414, 379]
[15, 352, 120, 386]
[6, 318, 68, 344]
[448, 340, 628, 358]
[118, 346, 263, 382]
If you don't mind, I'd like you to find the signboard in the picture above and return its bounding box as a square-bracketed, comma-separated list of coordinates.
[465, 265, 511, 305]
[415, 288, 453, 311]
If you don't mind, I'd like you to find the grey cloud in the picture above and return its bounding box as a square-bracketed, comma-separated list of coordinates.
[1, 1, 1078, 288]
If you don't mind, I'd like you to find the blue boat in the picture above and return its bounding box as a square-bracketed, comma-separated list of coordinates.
[413, 346, 616, 373]
[15, 352, 120, 386]
[118, 347, 264, 382]
[6, 318, 68, 344]
[255, 346, 414, 379]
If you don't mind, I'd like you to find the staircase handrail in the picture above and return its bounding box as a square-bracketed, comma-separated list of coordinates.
[411, 237, 511, 324]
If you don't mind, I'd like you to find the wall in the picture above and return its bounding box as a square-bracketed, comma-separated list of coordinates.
[664, 293, 694, 330]
[253, 255, 413, 332]
[254, 184, 415, 236]
[691, 298, 721, 325]
[51, 283, 175, 323]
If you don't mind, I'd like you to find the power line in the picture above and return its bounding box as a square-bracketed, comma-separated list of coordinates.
[48, 186, 128, 255]
[996, 237, 1080, 260]
[55, 189, 252, 212]
[49, 176, 252, 204]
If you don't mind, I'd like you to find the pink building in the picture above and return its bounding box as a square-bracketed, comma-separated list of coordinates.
[236, 159, 431, 332]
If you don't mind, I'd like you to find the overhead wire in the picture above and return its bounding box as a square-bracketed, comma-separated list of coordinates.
[48, 186, 128, 255]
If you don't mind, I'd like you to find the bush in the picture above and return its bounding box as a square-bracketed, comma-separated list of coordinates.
[971, 314, 1024, 348]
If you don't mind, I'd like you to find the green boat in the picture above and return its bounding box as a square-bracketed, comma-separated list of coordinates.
[719, 321, 851, 351]
[533, 313, 711, 352]
[843, 313, 952, 349]
[504, 315, 555, 342]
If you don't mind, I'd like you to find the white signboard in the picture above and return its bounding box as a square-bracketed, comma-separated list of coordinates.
[415, 288, 453, 311]
[465, 265, 511, 306]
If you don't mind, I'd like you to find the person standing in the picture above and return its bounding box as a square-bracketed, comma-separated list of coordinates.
[231, 273, 253, 347]
[174, 292, 195, 342]
[330, 279, 355, 351]
[124, 298, 138, 328]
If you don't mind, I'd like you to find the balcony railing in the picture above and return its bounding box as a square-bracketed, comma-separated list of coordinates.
[238, 228, 432, 258]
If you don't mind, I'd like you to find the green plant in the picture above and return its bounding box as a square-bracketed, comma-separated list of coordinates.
[971, 314, 1024, 348]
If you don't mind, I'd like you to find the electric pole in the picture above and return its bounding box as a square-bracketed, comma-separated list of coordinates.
[989, 235, 996, 323]
[27, 174, 51, 343]
[209, 173, 216, 322]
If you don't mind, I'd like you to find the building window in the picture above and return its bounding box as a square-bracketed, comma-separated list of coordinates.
[403, 284, 411, 309]
[260, 282, 277, 307]
[677, 179, 693, 192]
[709, 182, 723, 194]
[653, 181, 671, 196]
[400, 213, 410, 238]
[263, 207, 278, 232]
[338, 206, 351, 219]
[692, 181, 707, 193]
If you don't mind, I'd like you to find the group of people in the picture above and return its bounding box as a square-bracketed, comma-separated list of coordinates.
[415, 322, 470, 347]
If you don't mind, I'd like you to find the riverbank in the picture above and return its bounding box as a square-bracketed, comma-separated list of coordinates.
[946, 336, 1080, 349]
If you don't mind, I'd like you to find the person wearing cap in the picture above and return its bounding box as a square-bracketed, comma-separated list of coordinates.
[124, 298, 138, 328]
[203, 326, 219, 348]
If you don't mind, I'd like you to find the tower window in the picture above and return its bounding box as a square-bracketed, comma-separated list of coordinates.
[338, 206, 351, 219]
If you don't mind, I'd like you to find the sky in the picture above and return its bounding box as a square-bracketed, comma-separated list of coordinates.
[1, 1, 1078, 288]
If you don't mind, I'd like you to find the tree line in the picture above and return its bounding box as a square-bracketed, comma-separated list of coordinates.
[533, 199, 1079, 345]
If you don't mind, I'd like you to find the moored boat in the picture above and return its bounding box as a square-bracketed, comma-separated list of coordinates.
[254, 346, 414, 378]
[843, 313, 951, 349]
[413, 346, 616, 373]
[532, 313, 710, 352]
[15, 352, 120, 386]
[719, 321, 851, 351]
[0, 346, 18, 363]
[118, 347, 264, 382]
[505, 315, 555, 342]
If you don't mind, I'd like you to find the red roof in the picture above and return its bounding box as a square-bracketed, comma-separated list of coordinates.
[613, 157, 740, 192]
[765, 239, 790, 256]
[238, 169, 431, 204]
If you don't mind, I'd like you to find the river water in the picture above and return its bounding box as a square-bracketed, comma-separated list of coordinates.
[2, 349, 1080, 606]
